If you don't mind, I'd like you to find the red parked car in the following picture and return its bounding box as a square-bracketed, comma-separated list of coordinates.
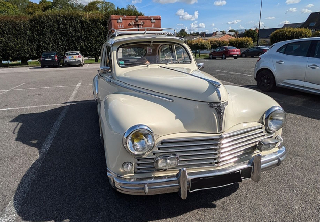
[209, 46, 241, 59]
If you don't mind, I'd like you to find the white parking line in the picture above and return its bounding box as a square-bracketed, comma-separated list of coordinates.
[0, 100, 94, 111]
[0, 83, 25, 95]
[0, 81, 82, 222]
[12, 85, 78, 91]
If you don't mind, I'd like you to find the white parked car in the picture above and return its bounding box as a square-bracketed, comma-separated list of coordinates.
[64, 51, 84, 67]
[254, 37, 320, 93]
[93, 27, 286, 199]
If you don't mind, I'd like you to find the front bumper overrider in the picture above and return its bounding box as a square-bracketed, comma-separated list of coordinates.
[107, 146, 286, 199]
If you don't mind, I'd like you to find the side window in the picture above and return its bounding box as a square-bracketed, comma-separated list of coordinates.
[277, 45, 286, 54]
[314, 41, 320, 59]
[284, 41, 311, 57]
[106, 45, 112, 69]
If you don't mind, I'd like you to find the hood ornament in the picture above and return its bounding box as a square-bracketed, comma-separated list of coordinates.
[208, 101, 228, 132]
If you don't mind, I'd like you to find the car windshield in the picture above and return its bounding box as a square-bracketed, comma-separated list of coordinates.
[117, 42, 191, 68]
[226, 46, 237, 49]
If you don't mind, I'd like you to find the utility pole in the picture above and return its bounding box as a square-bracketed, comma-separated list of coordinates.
[257, 0, 262, 46]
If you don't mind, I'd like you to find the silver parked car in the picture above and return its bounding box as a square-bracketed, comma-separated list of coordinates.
[254, 37, 320, 94]
[64, 51, 84, 67]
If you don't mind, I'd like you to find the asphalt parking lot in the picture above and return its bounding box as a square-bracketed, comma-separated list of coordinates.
[0, 59, 320, 222]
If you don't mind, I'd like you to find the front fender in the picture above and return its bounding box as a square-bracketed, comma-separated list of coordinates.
[224, 85, 282, 130]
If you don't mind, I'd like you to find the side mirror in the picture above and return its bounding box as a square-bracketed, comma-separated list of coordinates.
[197, 63, 204, 70]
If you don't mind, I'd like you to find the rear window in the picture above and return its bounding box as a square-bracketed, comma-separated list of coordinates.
[66, 52, 80, 56]
[42, 53, 55, 57]
[226, 46, 237, 49]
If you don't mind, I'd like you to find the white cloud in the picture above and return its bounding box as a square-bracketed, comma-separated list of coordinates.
[177, 24, 184, 26]
[265, 17, 275, 20]
[306, 4, 314, 8]
[214, 0, 226, 6]
[227, 20, 241, 24]
[285, 0, 300, 4]
[190, 21, 205, 31]
[287, 8, 297, 13]
[239, 25, 244, 29]
[279, 20, 290, 27]
[132, 0, 142, 3]
[176, 9, 199, 20]
[301, 8, 312, 14]
[199, 23, 205, 28]
[212, 23, 215, 27]
[153, 0, 197, 4]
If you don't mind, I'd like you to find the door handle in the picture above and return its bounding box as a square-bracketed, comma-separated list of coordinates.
[276, 60, 284, 64]
[308, 64, 319, 69]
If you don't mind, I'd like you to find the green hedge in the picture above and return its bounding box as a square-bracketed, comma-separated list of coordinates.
[0, 9, 142, 63]
[270, 28, 312, 44]
[0, 15, 31, 63]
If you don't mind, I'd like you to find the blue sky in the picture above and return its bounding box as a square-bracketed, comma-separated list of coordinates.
[107, 0, 320, 32]
[32, 0, 320, 33]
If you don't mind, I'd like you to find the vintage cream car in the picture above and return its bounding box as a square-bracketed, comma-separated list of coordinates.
[93, 28, 286, 199]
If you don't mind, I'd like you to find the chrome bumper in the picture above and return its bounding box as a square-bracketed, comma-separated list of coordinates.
[107, 146, 286, 199]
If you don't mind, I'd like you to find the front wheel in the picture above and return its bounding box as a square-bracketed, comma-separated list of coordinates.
[209, 54, 213, 59]
[222, 54, 226, 59]
[257, 70, 276, 92]
[241, 53, 246, 57]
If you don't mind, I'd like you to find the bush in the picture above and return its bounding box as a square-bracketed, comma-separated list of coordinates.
[229, 37, 253, 48]
[187, 38, 211, 51]
[270, 28, 312, 44]
[208, 39, 228, 49]
[312, 31, 320, 37]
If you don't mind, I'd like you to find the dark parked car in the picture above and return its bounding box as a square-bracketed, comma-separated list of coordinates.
[241, 46, 269, 57]
[209, 46, 241, 59]
[40, 52, 63, 68]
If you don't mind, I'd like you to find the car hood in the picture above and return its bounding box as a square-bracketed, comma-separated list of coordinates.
[117, 66, 228, 103]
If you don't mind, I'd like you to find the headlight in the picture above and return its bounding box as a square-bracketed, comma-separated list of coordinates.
[264, 106, 286, 133]
[123, 124, 155, 156]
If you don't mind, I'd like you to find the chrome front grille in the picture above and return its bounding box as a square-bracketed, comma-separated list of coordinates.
[135, 125, 271, 173]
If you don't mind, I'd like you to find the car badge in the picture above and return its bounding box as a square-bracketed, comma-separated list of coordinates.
[208, 101, 228, 132]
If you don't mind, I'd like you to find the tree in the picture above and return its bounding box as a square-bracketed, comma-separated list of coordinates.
[0, 0, 20, 15]
[5, 0, 29, 13]
[84, 1, 115, 14]
[176, 29, 187, 38]
[39, 0, 52, 12]
[25, 2, 42, 15]
[244, 29, 258, 43]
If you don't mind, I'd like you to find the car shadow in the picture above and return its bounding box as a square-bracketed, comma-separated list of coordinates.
[11, 100, 239, 222]
[253, 87, 320, 120]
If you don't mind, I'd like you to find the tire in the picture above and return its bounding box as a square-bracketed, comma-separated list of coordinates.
[41, 65, 44, 68]
[257, 70, 276, 92]
[234, 56, 237, 59]
[241, 53, 246, 57]
[209, 54, 213, 59]
[222, 54, 226, 59]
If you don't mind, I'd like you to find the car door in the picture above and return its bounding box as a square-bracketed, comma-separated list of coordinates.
[305, 40, 320, 90]
[212, 47, 220, 57]
[273, 40, 311, 87]
[246, 48, 255, 56]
